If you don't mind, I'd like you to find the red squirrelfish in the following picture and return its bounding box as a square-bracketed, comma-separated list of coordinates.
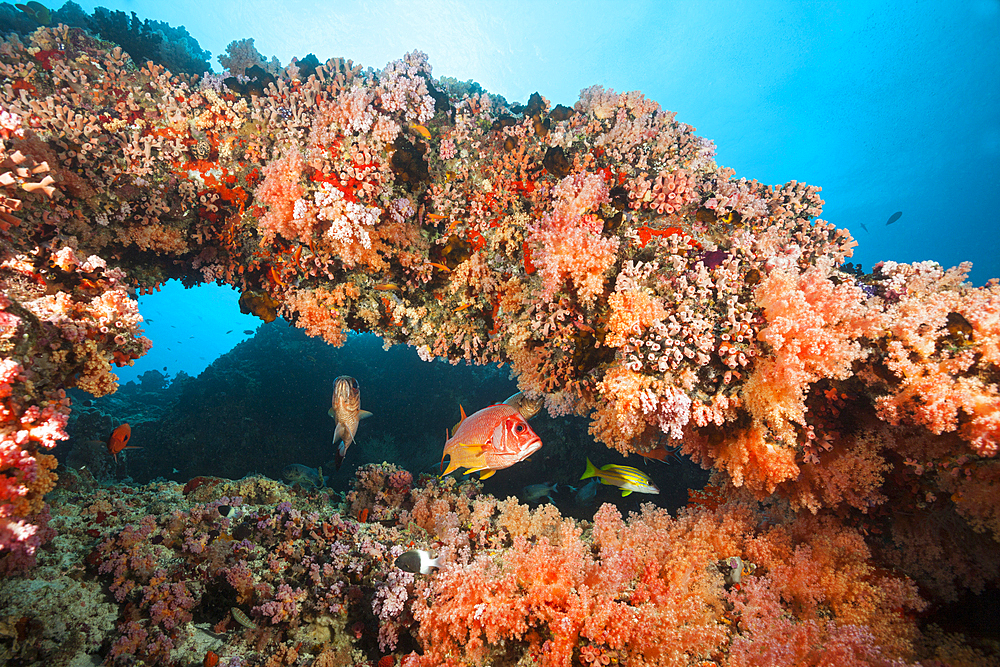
[329, 376, 372, 470]
[106, 423, 141, 463]
[441, 403, 542, 480]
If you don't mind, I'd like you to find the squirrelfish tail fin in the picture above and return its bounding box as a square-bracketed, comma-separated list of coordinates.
[441, 443, 485, 477]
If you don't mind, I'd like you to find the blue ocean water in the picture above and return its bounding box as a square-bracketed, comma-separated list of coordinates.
[79, 0, 998, 386]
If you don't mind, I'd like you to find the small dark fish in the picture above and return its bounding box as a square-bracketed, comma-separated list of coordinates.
[521, 482, 558, 503]
[575, 478, 601, 504]
[395, 549, 441, 574]
[243, 330, 254, 335]
[885, 211, 902, 225]
[16, 1, 51, 25]
[860, 222, 869, 233]
[147, 319, 154, 323]
[226, 330, 233, 334]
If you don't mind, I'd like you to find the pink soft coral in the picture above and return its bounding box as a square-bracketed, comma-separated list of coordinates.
[255, 149, 308, 243]
[528, 172, 618, 306]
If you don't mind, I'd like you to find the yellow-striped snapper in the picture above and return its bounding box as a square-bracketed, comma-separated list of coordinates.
[580, 458, 660, 497]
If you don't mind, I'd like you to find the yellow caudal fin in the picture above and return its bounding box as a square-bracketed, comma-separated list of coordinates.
[441, 442, 485, 477]
[580, 458, 599, 481]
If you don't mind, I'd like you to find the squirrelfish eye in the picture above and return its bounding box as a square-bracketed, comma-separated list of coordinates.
[515, 423, 525, 433]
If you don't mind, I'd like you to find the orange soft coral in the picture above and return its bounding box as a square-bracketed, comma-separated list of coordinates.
[744, 265, 881, 446]
[255, 149, 308, 244]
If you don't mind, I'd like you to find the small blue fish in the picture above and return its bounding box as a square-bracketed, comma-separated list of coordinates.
[575, 478, 601, 504]
[885, 211, 902, 225]
[521, 482, 558, 503]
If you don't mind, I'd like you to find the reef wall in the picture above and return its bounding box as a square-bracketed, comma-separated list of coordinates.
[0, 19, 998, 639]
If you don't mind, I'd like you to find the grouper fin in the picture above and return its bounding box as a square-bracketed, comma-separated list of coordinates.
[335, 440, 350, 471]
[328, 407, 336, 419]
[333, 424, 352, 471]
[359, 410, 373, 420]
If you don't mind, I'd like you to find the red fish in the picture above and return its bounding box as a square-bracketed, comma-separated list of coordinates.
[329, 376, 372, 470]
[441, 404, 542, 480]
[107, 423, 141, 463]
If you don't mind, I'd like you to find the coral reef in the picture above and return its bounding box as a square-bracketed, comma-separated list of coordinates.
[0, 463, 987, 666]
[0, 9, 997, 664]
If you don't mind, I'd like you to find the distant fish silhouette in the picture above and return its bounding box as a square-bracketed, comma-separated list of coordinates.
[885, 211, 902, 225]
[226, 330, 232, 334]
[243, 330, 254, 335]
[16, 2, 51, 25]
[860, 222, 869, 233]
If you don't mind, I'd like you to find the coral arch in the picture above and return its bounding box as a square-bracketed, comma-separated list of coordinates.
[1, 24, 998, 603]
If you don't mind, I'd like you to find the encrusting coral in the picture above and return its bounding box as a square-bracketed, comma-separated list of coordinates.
[0, 15, 998, 666]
